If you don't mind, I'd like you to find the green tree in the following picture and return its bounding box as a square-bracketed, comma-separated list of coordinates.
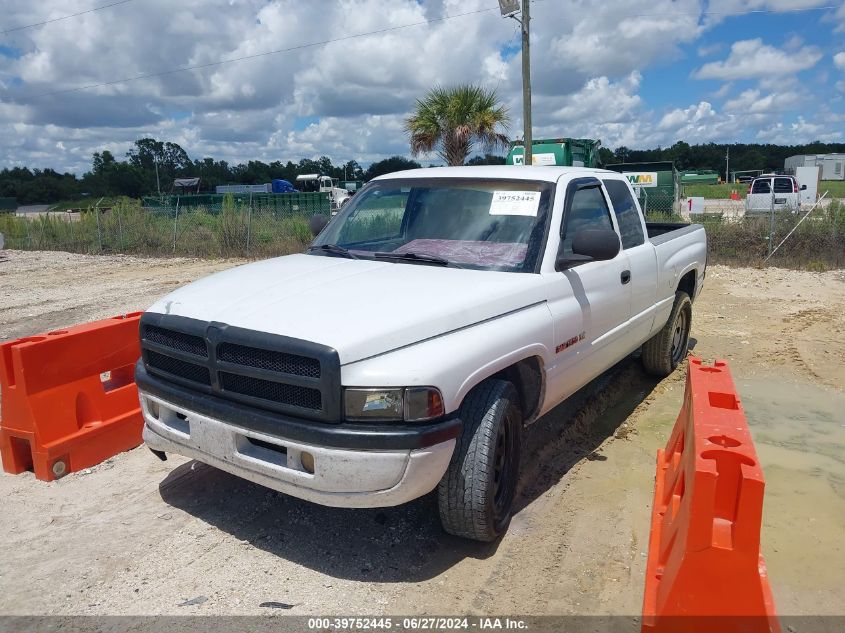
[341, 160, 365, 181]
[364, 156, 421, 180]
[405, 85, 510, 166]
[466, 153, 506, 166]
[126, 138, 192, 191]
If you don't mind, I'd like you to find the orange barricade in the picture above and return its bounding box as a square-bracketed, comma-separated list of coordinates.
[642, 357, 780, 633]
[0, 313, 144, 481]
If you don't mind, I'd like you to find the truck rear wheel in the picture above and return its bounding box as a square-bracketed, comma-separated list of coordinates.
[437, 379, 521, 542]
[642, 291, 692, 377]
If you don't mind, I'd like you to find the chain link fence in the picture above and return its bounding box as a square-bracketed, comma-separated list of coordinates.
[142, 191, 331, 216]
[636, 189, 678, 215]
[0, 199, 319, 259]
[649, 198, 845, 269]
[3, 197, 844, 270]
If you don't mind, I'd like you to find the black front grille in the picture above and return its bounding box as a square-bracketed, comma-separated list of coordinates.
[220, 372, 322, 411]
[144, 325, 207, 357]
[218, 343, 320, 378]
[146, 350, 211, 385]
[140, 313, 340, 421]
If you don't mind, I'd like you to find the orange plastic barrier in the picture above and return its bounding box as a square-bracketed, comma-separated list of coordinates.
[0, 313, 144, 481]
[642, 357, 780, 633]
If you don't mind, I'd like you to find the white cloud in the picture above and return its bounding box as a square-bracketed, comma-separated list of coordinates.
[549, 73, 643, 124]
[712, 82, 733, 98]
[756, 117, 842, 143]
[0, 0, 839, 175]
[698, 43, 724, 57]
[693, 38, 822, 80]
[723, 88, 803, 113]
[549, 0, 702, 77]
[834, 52, 845, 70]
[653, 101, 756, 145]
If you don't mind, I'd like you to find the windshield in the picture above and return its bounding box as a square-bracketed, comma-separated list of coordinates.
[310, 178, 554, 272]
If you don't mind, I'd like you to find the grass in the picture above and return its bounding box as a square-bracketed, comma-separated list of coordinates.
[45, 196, 127, 212]
[0, 197, 314, 258]
[682, 180, 845, 200]
[3, 198, 844, 271]
[689, 200, 845, 270]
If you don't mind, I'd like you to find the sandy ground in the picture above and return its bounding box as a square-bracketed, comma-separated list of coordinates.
[0, 250, 843, 617]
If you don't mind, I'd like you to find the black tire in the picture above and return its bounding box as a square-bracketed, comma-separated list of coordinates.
[642, 291, 692, 377]
[437, 379, 521, 542]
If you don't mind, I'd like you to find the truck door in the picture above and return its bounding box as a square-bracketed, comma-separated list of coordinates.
[544, 178, 632, 405]
[603, 178, 658, 344]
[746, 177, 773, 213]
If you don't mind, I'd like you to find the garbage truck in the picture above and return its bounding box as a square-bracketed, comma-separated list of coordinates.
[295, 174, 351, 210]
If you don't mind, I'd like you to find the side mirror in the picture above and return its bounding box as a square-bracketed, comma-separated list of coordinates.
[555, 229, 620, 271]
[800, 184, 807, 191]
[309, 214, 329, 236]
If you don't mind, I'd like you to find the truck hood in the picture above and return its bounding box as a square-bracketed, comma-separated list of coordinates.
[147, 254, 547, 364]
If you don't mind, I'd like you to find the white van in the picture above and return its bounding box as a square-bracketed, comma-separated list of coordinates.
[745, 174, 804, 214]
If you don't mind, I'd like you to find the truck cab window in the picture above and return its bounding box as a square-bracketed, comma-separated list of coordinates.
[560, 186, 613, 256]
[313, 179, 554, 272]
[603, 179, 644, 249]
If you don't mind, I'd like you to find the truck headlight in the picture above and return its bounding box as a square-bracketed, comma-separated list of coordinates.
[343, 387, 445, 422]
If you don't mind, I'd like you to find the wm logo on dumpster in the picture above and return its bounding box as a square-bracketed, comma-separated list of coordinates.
[624, 172, 658, 188]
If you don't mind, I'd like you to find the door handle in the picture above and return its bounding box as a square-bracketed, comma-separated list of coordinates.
[621, 270, 631, 285]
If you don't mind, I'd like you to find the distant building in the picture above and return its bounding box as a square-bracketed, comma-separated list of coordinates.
[784, 154, 845, 180]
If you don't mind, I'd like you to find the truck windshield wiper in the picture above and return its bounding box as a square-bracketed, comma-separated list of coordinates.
[308, 244, 361, 259]
[373, 251, 465, 268]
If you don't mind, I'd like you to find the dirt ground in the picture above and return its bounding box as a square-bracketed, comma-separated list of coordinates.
[0, 250, 843, 617]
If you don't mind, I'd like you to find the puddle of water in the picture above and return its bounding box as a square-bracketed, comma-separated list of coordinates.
[736, 377, 845, 613]
[636, 374, 845, 614]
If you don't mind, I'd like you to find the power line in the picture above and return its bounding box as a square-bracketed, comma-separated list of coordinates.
[632, 4, 841, 19]
[531, 0, 842, 18]
[22, 2, 844, 100]
[27, 5, 499, 99]
[2, 0, 136, 36]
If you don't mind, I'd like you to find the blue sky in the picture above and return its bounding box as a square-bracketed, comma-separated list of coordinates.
[0, 0, 843, 174]
[647, 9, 838, 112]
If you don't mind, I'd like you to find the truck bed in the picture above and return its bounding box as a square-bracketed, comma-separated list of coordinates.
[646, 222, 702, 245]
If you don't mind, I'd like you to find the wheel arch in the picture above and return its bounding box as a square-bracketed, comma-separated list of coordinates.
[456, 351, 546, 426]
[677, 267, 697, 301]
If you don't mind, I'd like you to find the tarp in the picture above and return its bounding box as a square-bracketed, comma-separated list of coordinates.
[173, 178, 200, 188]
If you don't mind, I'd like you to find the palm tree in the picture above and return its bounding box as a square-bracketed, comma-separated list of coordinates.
[405, 85, 510, 166]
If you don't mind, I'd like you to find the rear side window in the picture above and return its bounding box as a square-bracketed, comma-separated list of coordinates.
[774, 178, 794, 193]
[561, 185, 613, 256]
[751, 179, 771, 194]
[603, 179, 644, 249]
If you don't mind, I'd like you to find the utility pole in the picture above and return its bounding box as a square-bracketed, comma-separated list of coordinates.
[154, 156, 161, 196]
[521, 0, 532, 166]
[499, 0, 532, 166]
[725, 146, 730, 184]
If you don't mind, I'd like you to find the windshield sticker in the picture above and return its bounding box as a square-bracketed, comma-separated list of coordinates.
[489, 191, 541, 216]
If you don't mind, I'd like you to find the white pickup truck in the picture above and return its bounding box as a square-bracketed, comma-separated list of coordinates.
[137, 166, 706, 542]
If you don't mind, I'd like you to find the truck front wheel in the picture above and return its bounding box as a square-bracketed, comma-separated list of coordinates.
[641, 290, 692, 377]
[437, 379, 521, 542]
